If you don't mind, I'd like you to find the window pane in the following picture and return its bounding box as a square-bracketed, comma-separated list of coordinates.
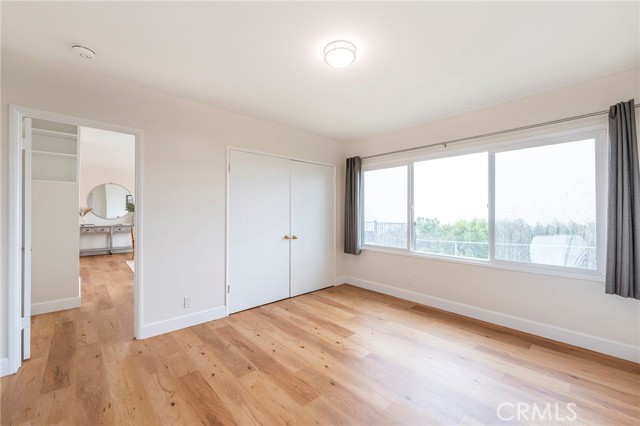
[495, 139, 596, 269]
[364, 166, 408, 248]
[414, 153, 488, 260]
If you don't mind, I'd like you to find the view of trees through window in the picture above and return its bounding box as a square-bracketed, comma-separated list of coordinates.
[363, 136, 599, 271]
[414, 217, 488, 259]
[413, 152, 488, 259]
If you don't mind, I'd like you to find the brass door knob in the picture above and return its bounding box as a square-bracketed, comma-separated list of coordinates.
[291, 235, 298, 240]
[283, 235, 290, 240]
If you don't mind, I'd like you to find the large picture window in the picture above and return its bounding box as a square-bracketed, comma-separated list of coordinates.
[361, 128, 605, 278]
[414, 153, 488, 260]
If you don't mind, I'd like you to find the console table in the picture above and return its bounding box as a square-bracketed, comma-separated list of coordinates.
[79, 224, 133, 256]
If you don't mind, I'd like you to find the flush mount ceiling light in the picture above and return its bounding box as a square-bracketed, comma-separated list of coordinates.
[71, 44, 96, 59]
[324, 40, 356, 68]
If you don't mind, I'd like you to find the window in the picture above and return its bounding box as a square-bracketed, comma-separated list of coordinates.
[495, 139, 597, 269]
[363, 166, 408, 249]
[414, 153, 488, 260]
[361, 128, 605, 278]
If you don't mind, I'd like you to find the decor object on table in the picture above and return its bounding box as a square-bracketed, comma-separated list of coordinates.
[79, 207, 93, 224]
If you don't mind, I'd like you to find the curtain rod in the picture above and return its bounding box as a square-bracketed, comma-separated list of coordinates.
[362, 103, 640, 160]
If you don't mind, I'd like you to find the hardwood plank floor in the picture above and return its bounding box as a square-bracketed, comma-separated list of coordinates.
[2, 254, 639, 425]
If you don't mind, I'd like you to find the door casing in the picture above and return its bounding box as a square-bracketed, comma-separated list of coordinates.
[5, 104, 144, 376]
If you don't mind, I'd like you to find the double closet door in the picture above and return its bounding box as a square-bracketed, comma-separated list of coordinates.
[228, 150, 335, 314]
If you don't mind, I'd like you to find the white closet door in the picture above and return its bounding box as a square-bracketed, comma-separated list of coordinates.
[228, 151, 291, 314]
[290, 161, 335, 297]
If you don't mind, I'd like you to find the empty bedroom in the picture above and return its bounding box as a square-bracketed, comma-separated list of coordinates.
[1, 2, 639, 425]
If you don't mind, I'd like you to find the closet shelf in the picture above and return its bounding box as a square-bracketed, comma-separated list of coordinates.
[32, 128, 77, 140]
[32, 150, 77, 159]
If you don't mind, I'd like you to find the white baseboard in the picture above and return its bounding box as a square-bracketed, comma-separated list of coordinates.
[138, 306, 227, 340]
[1, 358, 9, 377]
[337, 276, 640, 363]
[32, 296, 81, 316]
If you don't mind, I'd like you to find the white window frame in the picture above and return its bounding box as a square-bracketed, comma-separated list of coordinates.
[361, 123, 608, 282]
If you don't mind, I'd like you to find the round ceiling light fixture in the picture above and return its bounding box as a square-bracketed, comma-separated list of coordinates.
[72, 44, 96, 59]
[323, 40, 356, 68]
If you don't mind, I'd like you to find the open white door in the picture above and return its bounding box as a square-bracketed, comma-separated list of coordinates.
[22, 117, 32, 360]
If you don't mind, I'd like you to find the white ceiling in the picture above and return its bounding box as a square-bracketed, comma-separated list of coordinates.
[2, 2, 638, 141]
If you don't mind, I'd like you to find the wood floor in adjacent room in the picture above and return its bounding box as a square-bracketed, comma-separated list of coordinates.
[2, 254, 639, 425]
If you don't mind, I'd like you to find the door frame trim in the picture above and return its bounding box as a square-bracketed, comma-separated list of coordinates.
[6, 104, 144, 376]
[227, 146, 336, 168]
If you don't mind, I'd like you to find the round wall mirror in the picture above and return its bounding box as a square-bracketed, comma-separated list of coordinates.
[87, 183, 132, 220]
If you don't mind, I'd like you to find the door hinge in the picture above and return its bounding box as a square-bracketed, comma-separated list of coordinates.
[227, 284, 230, 293]
[21, 317, 29, 329]
[228, 163, 231, 172]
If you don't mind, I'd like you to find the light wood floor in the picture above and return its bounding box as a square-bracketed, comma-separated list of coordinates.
[2, 254, 639, 425]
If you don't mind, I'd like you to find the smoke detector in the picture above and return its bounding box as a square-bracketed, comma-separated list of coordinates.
[71, 44, 96, 59]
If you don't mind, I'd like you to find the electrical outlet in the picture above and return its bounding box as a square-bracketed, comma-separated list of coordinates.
[184, 296, 193, 309]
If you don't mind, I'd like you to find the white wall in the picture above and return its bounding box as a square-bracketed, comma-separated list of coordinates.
[341, 68, 640, 361]
[0, 52, 344, 360]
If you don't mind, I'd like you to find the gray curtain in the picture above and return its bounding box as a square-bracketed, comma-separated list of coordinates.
[344, 156, 363, 255]
[606, 99, 640, 299]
